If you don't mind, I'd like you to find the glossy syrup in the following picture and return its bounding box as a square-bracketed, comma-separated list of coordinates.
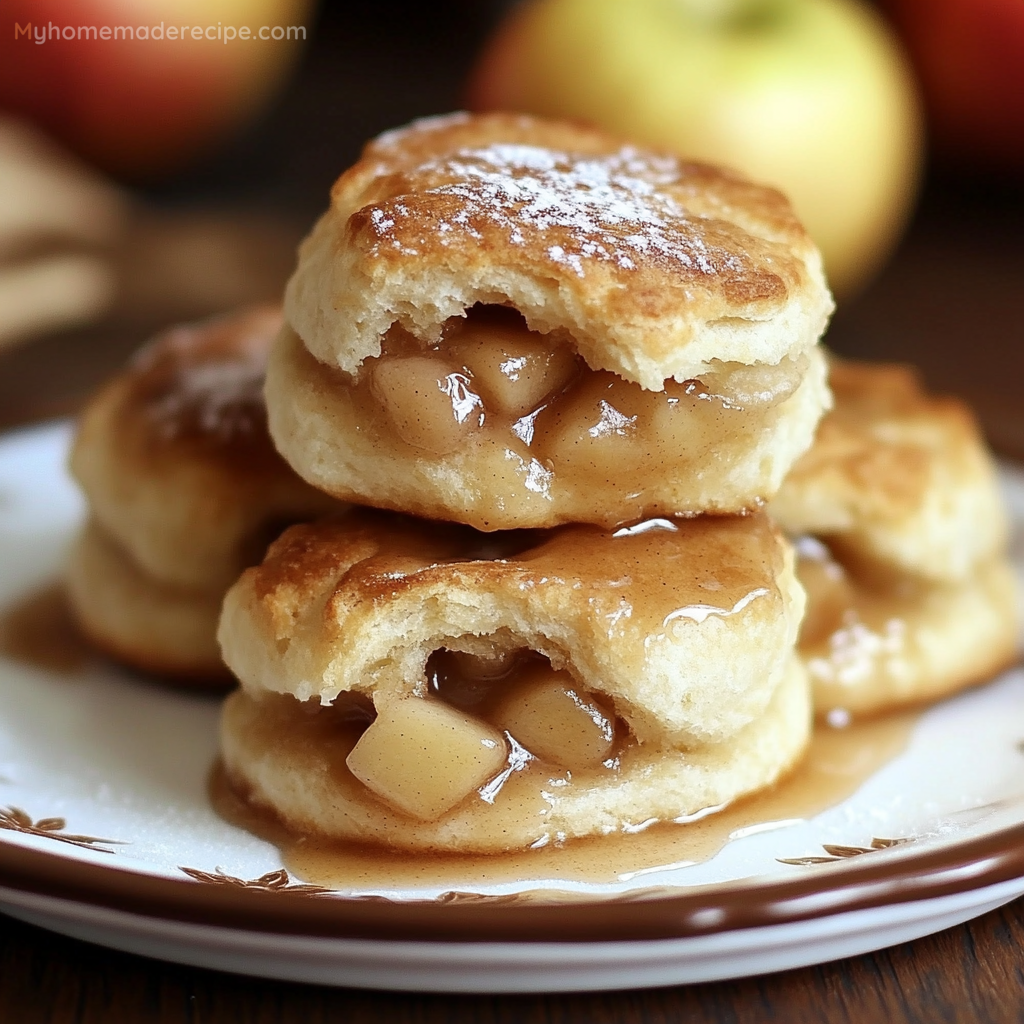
[210, 711, 917, 892]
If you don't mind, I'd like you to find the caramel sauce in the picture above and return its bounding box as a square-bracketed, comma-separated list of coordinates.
[263, 510, 786, 669]
[0, 584, 92, 674]
[210, 711, 916, 893]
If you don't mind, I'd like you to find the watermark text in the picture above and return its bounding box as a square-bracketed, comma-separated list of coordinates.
[13, 22, 307, 45]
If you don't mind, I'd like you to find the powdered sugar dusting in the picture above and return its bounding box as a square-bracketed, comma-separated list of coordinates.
[370, 111, 474, 152]
[146, 359, 266, 443]
[132, 327, 268, 445]
[363, 143, 747, 279]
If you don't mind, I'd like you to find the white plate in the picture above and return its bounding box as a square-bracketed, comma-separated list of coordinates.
[0, 420, 1022, 993]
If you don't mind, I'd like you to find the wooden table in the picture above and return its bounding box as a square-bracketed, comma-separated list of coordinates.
[1, 897, 1023, 1022]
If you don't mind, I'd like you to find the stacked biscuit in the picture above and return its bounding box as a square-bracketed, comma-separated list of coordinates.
[63, 113, 1017, 855]
[774, 359, 1018, 719]
[66, 307, 339, 682]
[216, 113, 837, 852]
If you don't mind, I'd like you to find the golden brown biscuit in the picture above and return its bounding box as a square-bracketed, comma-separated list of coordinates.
[796, 537, 1018, 718]
[272, 112, 833, 530]
[66, 306, 343, 683]
[286, 112, 833, 388]
[217, 507, 810, 852]
[772, 359, 1008, 583]
[218, 510, 806, 747]
[66, 521, 228, 683]
[220, 655, 811, 854]
[773, 359, 1019, 716]
[70, 306, 339, 593]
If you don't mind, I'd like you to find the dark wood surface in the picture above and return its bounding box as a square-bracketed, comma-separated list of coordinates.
[2, 898, 1024, 1023]
[1, 1, 1023, 1019]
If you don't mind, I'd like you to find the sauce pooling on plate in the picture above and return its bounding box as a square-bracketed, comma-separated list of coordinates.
[210, 710, 917, 894]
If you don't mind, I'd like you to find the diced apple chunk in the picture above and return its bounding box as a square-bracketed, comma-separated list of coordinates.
[494, 664, 615, 770]
[370, 355, 483, 454]
[345, 697, 508, 820]
[536, 372, 643, 473]
[450, 326, 579, 419]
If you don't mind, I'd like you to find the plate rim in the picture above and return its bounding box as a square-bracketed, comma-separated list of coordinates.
[2, 814, 1024, 944]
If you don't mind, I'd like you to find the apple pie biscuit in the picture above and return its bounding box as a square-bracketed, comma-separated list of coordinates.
[270, 111, 834, 530]
[66, 307, 340, 681]
[774, 359, 1019, 716]
[70, 306, 338, 594]
[216, 509, 812, 851]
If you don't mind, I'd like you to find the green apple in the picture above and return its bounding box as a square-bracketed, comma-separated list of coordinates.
[468, 0, 923, 298]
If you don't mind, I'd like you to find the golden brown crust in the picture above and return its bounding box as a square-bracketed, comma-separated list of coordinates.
[218, 509, 806, 746]
[112, 305, 286, 472]
[771, 358, 1009, 582]
[284, 112, 833, 390]
[70, 307, 340, 592]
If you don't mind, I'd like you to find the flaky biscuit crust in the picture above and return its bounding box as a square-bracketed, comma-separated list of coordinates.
[218, 509, 806, 747]
[284, 112, 833, 390]
[772, 359, 1008, 582]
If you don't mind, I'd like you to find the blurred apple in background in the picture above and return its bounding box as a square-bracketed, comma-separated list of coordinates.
[469, 0, 923, 299]
[879, 0, 1024, 175]
[0, 0, 315, 181]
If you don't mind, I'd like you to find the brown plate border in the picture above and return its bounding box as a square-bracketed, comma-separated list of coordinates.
[2, 820, 1024, 944]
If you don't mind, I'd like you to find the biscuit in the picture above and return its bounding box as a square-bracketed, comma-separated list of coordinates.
[70, 306, 339, 593]
[218, 509, 806, 747]
[771, 359, 1008, 583]
[271, 112, 833, 529]
[796, 536, 1018, 717]
[774, 358, 1019, 715]
[66, 521, 227, 683]
[220, 655, 810, 854]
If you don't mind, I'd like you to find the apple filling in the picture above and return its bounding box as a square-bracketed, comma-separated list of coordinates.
[340, 648, 621, 821]
[343, 305, 808, 515]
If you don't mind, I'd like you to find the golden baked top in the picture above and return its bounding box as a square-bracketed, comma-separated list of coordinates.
[110, 305, 285, 472]
[771, 359, 1008, 581]
[284, 112, 834, 390]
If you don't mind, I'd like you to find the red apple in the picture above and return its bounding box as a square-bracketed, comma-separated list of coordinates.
[879, 0, 1024, 172]
[0, 0, 314, 180]
[468, 0, 923, 299]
